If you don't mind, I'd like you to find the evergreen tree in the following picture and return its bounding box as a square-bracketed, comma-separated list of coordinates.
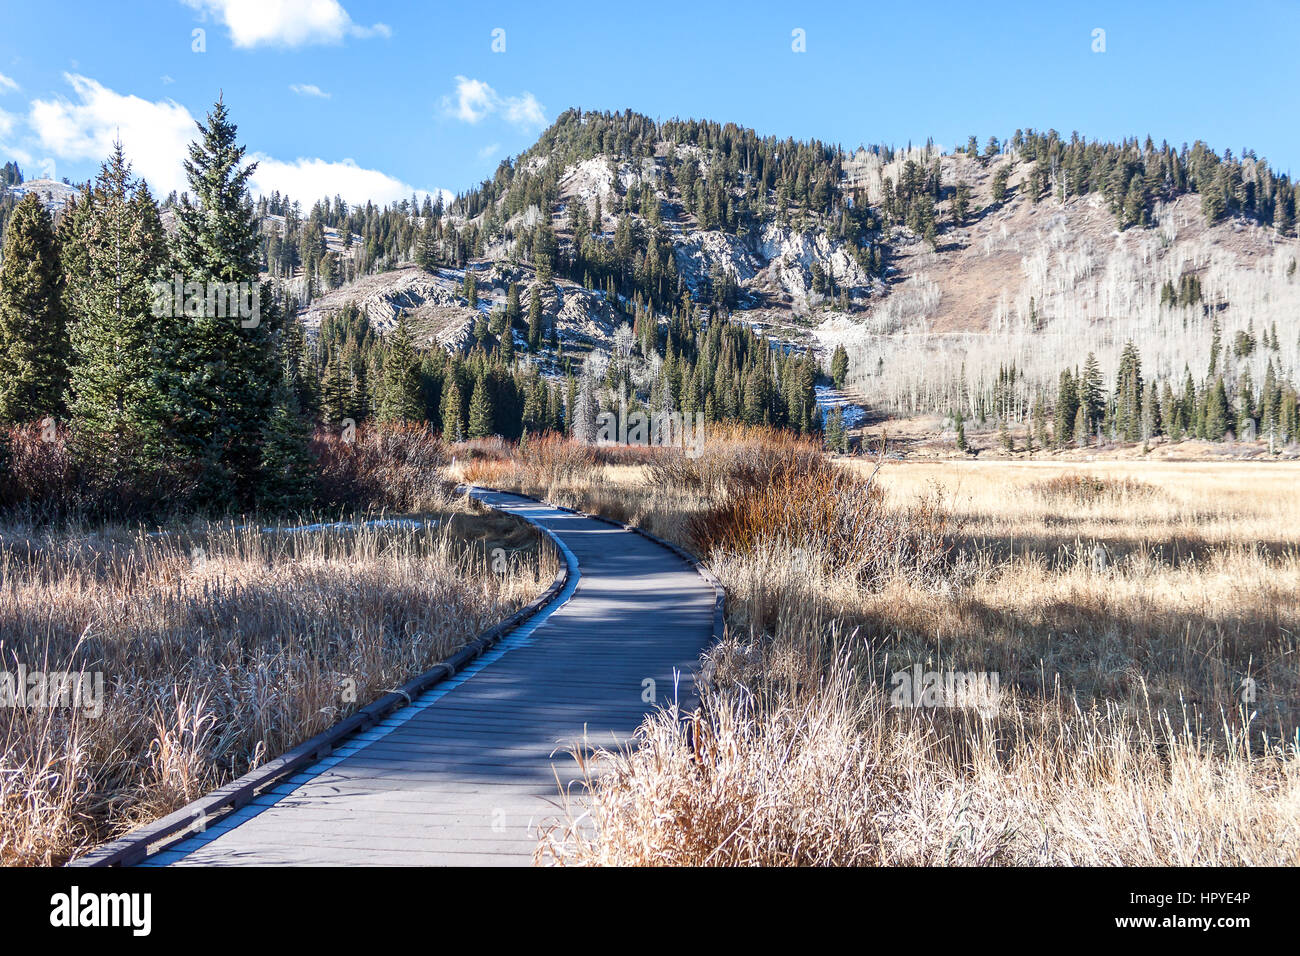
[467, 372, 494, 438]
[830, 343, 849, 389]
[441, 375, 464, 441]
[572, 366, 597, 442]
[415, 220, 438, 272]
[257, 382, 315, 512]
[1204, 376, 1229, 440]
[160, 97, 283, 508]
[1080, 353, 1105, 429]
[527, 287, 543, 351]
[505, 282, 521, 331]
[0, 193, 68, 424]
[1113, 341, 1143, 441]
[1031, 391, 1048, 450]
[823, 406, 846, 452]
[1054, 369, 1078, 447]
[377, 315, 424, 423]
[63, 147, 170, 477]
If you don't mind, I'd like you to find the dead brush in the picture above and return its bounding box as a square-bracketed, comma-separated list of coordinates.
[646, 424, 824, 497]
[1028, 473, 1161, 507]
[519, 433, 598, 487]
[690, 459, 952, 589]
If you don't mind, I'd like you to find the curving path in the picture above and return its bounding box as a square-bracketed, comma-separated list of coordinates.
[138, 489, 716, 866]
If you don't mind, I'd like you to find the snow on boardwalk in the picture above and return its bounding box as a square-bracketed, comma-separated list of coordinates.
[141, 490, 715, 866]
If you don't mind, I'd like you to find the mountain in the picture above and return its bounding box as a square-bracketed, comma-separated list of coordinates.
[267, 109, 1298, 438]
[4, 178, 81, 213]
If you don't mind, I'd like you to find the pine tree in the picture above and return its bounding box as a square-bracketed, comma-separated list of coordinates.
[467, 373, 494, 438]
[377, 315, 424, 423]
[1204, 376, 1229, 440]
[1031, 391, 1048, 450]
[319, 352, 350, 424]
[1114, 341, 1143, 441]
[505, 282, 521, 331]
[527, 287, 543, 351]
[160, 97, 282, 508]
[257, 381, 315, 512]
[1054, 369, 1078, 447]
[824, 406, 846, 452]
[830, 343, 849, 389]
[0, 193, 68, 424]
[1080, 353, 1105, 429]
[415, 220, 438, 272]
[441, 375, 464, 441]
[63, 147, 169, 477]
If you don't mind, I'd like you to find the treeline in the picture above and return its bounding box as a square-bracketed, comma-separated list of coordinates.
[972, 323, 1300, 450]
[300, 286, 825, 444]
[0, 99, 314, 516]
[1011, 128, 1297, 233]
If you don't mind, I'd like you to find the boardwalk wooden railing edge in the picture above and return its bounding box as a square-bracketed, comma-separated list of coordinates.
[69, 502, 574, 868]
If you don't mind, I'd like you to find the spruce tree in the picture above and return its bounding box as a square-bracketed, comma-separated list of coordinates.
[377, 315, 424, 423]
[830, 343, 849, 389]
[441, 376, 464, 441]
[1204, 376, 1229, 440]
[63, 147, 169, 478]
[257, 380, 316, 512]
[0, 193, 69, 424]
[505, 282, 521, 331]
[161, 97, 283, 508]
[467, 373, 494, 438]
[527, 288, 543, 351]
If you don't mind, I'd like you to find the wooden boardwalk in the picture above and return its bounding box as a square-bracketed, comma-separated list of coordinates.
[140, 490, 715, 866]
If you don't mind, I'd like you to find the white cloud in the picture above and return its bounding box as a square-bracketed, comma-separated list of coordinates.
[0, 73, 19, 93]
[248, 155, 448, 207]
[502, 93, 545, 128]
[441, 76, 546, 131]
[444, 76, 495, 124]
[478, 143, 500, 159]
[28, 73, 195, 195]
[27, 74, 441, 206]
[181, 0, 389, 48]
[0, 108, 16, 139]
[289, 83, 331, 99]
[161, 75, 175, 85]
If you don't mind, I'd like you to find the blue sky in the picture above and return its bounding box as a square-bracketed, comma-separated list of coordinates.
[1, 0, 1297, 206]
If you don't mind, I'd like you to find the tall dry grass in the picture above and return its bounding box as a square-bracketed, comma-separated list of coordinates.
[0, 503, 555, 866]
[472, 430, 1300, 866]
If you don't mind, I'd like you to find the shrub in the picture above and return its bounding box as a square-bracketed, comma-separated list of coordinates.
[1029, 474, 1160, 506]
[690, 457, 951, 588]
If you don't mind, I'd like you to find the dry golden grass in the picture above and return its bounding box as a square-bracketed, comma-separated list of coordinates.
[0, 494, 554, 866]
[856, 458, 1300, 559]
[478, 434, 1300, 866]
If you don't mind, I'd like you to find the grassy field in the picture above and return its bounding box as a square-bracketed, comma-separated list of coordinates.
[457, 434, 1300, 865]
[0, 494, 555, 866]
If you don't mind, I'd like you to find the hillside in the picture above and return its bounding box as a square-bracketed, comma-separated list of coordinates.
[272, 111, 1298, 447]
